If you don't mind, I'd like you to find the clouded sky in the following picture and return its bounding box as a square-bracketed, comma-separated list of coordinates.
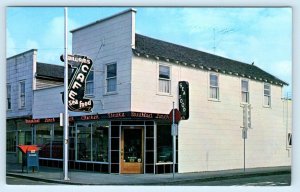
[6, 7, 292, 96]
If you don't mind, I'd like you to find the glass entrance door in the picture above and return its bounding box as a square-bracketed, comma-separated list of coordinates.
[120, 126, 144, 174]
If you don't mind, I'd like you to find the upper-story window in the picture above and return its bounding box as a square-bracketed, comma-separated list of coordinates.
[264, 83, 271, 107]
[209, 73, 219, 100]
[7, 84, 11, 110]
[86, 69, 94, 95]
[241, 80, 249, 103]
[158, 65, 171, 94]
[19, 81, 25, 108]
[106, 63, 117, 93]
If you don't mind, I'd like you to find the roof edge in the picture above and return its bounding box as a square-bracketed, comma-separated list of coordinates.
[71, 8, 136, 33]
[7, 49, 37, 60]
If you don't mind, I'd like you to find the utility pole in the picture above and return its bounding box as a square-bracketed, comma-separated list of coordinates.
[63, 7, 69, 181]
[172, 101, 176, 179]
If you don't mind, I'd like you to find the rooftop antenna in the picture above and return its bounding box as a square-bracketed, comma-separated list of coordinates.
[212, 27, 235, 54]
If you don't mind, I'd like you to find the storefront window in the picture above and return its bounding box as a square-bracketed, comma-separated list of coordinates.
[52, 124, 63, 159]
[36, 124, 52, 158]
[92, 126, 108, 162]
[77, 124, 92, 161]
[76, 122, 109, 162]
[7, 131, 17, 152]
[36, 123, 62, 159]
[157, 124, 172, 163]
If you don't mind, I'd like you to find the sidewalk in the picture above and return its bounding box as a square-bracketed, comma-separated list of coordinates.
[6, 163, 291, 185]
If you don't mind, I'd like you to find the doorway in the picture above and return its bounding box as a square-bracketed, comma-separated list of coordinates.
[120, 126, 144, 174]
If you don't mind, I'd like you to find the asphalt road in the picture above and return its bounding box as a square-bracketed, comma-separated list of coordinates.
[6, 173, 291, 186]
[6, 176, 59, 185]
[171, 173, 291, 186]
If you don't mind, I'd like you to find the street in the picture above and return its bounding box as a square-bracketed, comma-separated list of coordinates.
[6, 176, 59, 185]
[6, 173, 290, 186]
[171, 173, 291, 186]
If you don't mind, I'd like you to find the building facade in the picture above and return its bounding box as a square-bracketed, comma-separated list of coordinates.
[6, 9, 292, 174]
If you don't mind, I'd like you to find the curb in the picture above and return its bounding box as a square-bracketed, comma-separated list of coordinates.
[7, 170, 291, 185]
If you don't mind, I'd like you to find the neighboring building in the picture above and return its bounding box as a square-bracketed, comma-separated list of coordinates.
[6, 49, 64, 163]
[7, 9, 292, 174]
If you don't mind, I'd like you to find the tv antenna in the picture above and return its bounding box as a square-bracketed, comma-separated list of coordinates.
[212, 27, 235, 54]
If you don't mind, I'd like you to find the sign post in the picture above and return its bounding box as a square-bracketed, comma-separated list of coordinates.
[63, 7, 69, 181]
[241, 103, 251, 173]
[172, 102, 176, 179]
[169, 104, 181, 179]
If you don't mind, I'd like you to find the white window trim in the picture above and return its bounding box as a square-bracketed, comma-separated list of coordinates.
[19, 80, 26, 109]
[263, 83, 271, 108]
[104, 62, 117, 95]
[241, 79, 250, 104]
[157, 63, 172, 96]
[7, 84, 12, 110]
[208, 72, 220, 101]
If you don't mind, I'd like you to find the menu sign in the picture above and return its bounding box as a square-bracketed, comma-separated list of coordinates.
[61, 54, 94, 112]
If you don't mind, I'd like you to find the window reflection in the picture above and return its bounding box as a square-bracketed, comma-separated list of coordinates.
[157, 125, 172, 163]
[76, 123, 109, 162]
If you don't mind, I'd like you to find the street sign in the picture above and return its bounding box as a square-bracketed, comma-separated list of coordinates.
[242, 104, 251, 129]
[169, 108, 181, 124]
[178, 81, 189, 120]
[172, 124, 178, 136]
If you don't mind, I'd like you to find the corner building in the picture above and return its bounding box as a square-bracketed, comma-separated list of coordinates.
[7, 9, 292, 174]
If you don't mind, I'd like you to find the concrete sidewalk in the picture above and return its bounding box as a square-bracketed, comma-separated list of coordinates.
[6, 163, 291, 185]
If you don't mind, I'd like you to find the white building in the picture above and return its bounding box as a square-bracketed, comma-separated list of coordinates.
[7, 9, 292, 174]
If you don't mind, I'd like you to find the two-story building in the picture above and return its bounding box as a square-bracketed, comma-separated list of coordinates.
[7, 9, 292, 174]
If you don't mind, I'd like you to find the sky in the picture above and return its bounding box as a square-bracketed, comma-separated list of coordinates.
[6, 7, 292, 96]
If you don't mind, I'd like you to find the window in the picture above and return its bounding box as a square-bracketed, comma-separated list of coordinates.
[76, 123, 109, 162]
[241, 80, 249, 103]
[6, 131, 16, 152]
[159, 65, 171, 93]
[106, 63, 117, 93]
[209, 73, 219, 99]
[19, 81, 25, 108]
[86, 70, 94, 95]
[288, 133, 292, 147]
[157, 124, 173, 163]
[264, 83, 271, 106]
[7, 84, 11, 110]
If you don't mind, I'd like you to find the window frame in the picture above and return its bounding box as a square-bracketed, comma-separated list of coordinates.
[7, 84, 12, 110]
[85, 68, 94, 96]
[241, 79, 250, 104]
[263, 83, 271, 107]
[209, 73, 220, 101]
[105, 63, 117, 94]
[158, 63, 172, 95]
[19, 80, 26, 109]
[287, 132, 292, 148]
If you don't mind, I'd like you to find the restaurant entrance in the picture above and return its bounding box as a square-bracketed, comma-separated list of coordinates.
[120, 126, 144, 174]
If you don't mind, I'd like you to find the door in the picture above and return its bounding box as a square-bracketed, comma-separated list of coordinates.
[120, 126, 144, 174]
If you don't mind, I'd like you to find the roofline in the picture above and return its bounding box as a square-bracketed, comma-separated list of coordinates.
[7, 49, 37, 60]
[70, 8, 137, 33]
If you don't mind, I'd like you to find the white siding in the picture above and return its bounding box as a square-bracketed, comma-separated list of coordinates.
[6, 49, 36, 118]
[33, 86, 64, 118]
[36, 79, 63, 89]
[71, 9, 135, 114]
[131, 56, 291, 173]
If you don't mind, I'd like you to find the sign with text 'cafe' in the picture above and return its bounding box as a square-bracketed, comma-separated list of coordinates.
[60, 54, 94, 112]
